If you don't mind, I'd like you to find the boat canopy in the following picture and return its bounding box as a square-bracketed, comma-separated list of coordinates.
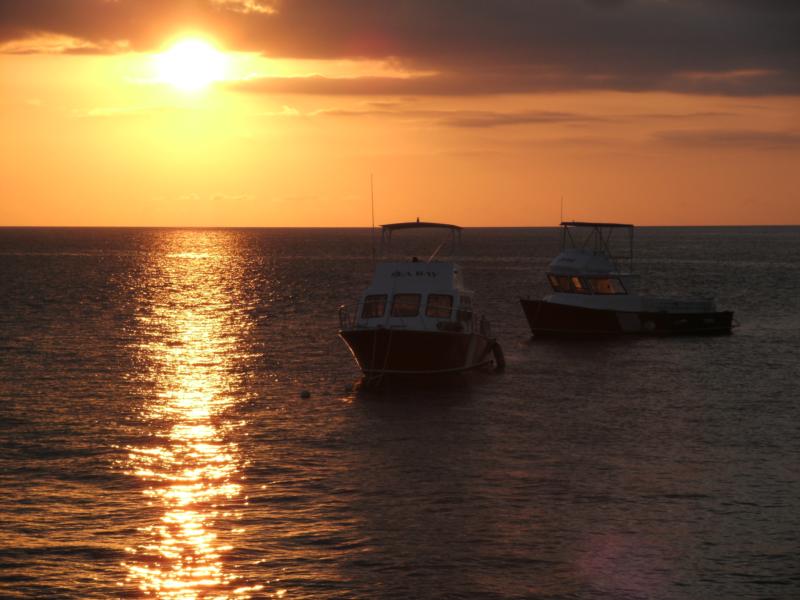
[561, 221, 633, 229]
[381, 220, 462, 232]
[379, 219, 462, 259]
[559, 221, 634, 273]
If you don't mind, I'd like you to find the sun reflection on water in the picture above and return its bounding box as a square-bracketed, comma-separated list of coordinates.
[122, 231, 262, 598]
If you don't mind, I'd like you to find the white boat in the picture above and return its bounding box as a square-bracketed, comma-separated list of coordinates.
[520, 221, 734, 336]
[339, 221, 504, 378]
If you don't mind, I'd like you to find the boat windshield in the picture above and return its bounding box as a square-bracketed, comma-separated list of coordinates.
[570, 276, 590, 294]
[426, 294, 453, 318]
[548, 274, 572, 293]
[361, 294, 387, 318]
[548, 274, 627, 295]
[391, 293, 421, 317]
[590, 277, 627, 295]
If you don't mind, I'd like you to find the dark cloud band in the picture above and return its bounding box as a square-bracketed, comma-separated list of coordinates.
[1, 0, 798, 96]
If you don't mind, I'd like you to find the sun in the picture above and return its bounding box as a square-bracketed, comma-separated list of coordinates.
[155, 38, 228, 91]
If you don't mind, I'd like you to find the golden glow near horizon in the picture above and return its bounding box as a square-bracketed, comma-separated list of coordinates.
[0, 26, 798, 226]
[154, 38, 229, 91]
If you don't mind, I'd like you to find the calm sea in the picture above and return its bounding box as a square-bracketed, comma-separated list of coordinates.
[0, 227, 798, 599]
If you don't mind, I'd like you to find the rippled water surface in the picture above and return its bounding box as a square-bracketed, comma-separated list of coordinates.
[1, 227, 798, 599]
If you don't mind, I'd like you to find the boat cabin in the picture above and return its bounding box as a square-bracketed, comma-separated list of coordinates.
[353, 261, 478, 333]
[342, 221, 482, 334]
[546, 221, 636, 295]
[520, 219, 733, 335]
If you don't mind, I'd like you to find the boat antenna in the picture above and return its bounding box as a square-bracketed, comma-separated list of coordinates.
[560, 196, 564, 224]
[370, 173, 376, 262]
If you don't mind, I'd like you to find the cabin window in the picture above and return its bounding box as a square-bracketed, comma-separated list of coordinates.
[590, 278, 627, 295]
[361, 294, 387, 318]
[391, 293, 421, 317]
[570, 277, 592, 294]
[548, 274, 572, 293]
[426, 294, 453, 318]
[571, 277, 589, 294]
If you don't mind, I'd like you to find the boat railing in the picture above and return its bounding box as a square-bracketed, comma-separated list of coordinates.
[478, 314, 493, 338]
[338, 304, 356, 330]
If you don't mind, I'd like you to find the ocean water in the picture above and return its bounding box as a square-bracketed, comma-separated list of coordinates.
[0, 226, 798, 600]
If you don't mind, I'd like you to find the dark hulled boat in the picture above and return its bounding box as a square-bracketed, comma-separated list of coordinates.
[520, 221, 734, 336]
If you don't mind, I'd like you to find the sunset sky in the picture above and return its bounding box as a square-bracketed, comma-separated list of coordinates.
[1, 0, 798, 226]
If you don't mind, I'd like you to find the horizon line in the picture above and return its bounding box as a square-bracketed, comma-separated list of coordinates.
[0, 223, 798, 229]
